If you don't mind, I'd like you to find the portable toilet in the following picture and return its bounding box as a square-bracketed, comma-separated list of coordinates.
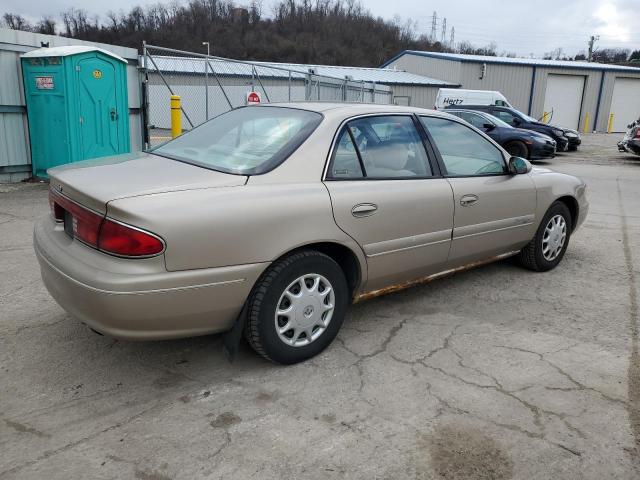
[21, 46, 130, 177]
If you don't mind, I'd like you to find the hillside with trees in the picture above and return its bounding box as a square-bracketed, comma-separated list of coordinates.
[1, 0, 495, 66]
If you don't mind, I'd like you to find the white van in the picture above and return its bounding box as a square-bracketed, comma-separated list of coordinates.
[435, 89, 512, 110]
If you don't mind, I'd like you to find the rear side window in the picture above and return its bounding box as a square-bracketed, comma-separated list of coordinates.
[151, 106, 322, 175]
[328, 116, 432, 179]
[420, 116, 506, 176]
[329, 129, 364, 179]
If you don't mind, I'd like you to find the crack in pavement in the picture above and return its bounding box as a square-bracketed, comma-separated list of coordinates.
[0, 402, 162, 477]
[339, 319, 587, 456]
[493, 344, 628, 407]
[617, 177, 640, 466]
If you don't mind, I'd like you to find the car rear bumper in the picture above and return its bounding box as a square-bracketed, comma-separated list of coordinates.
[34, 216, 267, 340]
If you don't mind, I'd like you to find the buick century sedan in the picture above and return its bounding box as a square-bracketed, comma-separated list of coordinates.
[35, 103, 588, 364]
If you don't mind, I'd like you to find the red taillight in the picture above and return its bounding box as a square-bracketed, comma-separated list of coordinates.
[98, 219, 164, 257]
[635, 129, 640, 138]
[49, 187, 164, 257]
[48, 190, 65, 222]
[50, 188, 102, 247]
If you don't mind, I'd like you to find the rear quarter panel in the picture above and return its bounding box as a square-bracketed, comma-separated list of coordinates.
[106, 183, 367, 279]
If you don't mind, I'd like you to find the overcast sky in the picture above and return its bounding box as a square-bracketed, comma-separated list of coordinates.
[3, 0, 639, 57]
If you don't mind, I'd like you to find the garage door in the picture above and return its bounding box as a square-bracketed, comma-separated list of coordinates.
[609, 78, 640, 132]
[543, 74, 585, 130]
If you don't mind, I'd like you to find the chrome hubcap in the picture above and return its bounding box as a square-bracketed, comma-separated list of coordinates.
[542, 214, 567, 261]
[275, 273, 335, 347]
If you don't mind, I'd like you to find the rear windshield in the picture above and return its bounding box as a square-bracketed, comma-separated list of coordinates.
[151, 106, 323, 175]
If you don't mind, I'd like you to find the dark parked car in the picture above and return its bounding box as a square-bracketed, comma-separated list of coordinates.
[447, 109, 556, 160]
[618, 117, 640, 156]
[446, 105, 581, 152]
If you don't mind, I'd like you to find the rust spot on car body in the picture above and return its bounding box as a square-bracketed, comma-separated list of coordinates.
[354, 251, 519, 303]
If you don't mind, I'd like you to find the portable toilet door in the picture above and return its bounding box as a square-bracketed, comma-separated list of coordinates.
[21, 46, 130, 177]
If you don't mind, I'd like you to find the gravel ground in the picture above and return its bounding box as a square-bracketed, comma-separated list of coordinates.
[1, 133, 639, 479]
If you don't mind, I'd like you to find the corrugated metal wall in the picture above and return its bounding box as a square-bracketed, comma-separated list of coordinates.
[388, 85, 441, 109]
[458, 62, 533, 113]
[386, 55, 462, 85]
[0, 28, 141, 183]
[385, 52, 640, 132]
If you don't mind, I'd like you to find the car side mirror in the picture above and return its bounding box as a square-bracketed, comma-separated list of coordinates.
[508, 156, 532, 174]
[483, 123, 496, 131]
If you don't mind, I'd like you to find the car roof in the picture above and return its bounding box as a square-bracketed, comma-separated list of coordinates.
[254, 101, 457, 121]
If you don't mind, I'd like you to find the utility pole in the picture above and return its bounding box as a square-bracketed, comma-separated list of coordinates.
[430, 12, 437, 43]
[441, 18, 447, 44]
[450, 26, 455, 47]
[587, 35, 599, 62]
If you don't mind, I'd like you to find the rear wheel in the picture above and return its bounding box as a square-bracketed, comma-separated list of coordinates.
[245, 250, 349, 364]
[504, 141, 529, 158]
[518, 201, 572, 272]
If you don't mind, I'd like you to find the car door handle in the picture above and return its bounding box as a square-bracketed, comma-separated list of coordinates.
[460, 194, 478, 207]
[351, 203, 378, 217]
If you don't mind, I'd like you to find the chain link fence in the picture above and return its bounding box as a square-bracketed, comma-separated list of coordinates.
[141, 44, 392, 146]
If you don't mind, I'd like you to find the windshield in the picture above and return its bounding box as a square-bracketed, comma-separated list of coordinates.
[151, 107, 323, 175]
[514, 109, 537, 123]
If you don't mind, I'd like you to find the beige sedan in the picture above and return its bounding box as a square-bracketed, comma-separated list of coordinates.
[34, 103, 588, 364]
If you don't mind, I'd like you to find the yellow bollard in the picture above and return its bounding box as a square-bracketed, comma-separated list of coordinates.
[542, 111, 549, 123]
[607, 113, 614, 134]
[583, 112, 590, 134]
[171, 95, 182, 138]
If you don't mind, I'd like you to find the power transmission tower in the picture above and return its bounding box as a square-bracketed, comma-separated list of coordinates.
[441, 18, 447, 44]
[587, 35, 599, 62]
[430, 12, 437, 42]
[450, 26, 455, 47]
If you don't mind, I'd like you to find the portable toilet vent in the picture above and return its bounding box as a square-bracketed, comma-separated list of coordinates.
[21, 46, 130, 177]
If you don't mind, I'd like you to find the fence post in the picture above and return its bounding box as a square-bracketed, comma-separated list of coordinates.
[372, 82, 376, 103]
[360, 82, 364, 103]
[288, 71, 292, 101]
[608, 113, 614, 133]
[142, 41, 150, 149]
[171, 95, 182, 138]
[251, 65, 255, 93]
[204, 54, 209, 121]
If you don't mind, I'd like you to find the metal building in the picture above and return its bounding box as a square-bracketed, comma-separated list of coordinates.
[382, 51, 640, 132]
[0, 28, 141, 183]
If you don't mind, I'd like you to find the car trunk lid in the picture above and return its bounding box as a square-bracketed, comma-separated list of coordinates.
[48, 152, 247, 213]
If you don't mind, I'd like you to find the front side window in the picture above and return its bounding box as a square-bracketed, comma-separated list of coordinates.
[328, 116, 432, 179]
[151, 106, 322, 175]
[420, 116, 506, 176]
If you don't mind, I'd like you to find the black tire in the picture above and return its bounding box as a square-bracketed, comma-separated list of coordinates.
[567, 145, 578, 152]
[518, 201, 572, 272]
[504, 141, 528, 158]
[245, 250, 349, 364]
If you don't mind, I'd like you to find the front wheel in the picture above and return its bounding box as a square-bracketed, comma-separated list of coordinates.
[245, 250, 349, 364]
[518, 201, 572, 271]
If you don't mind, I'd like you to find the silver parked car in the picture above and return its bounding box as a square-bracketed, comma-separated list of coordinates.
[34, 103, 588, 364]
